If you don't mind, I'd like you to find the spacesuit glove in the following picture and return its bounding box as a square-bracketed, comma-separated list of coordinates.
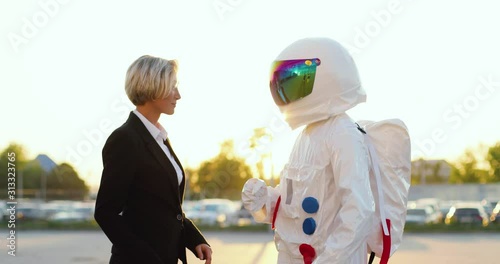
[241, 178, 268, 213]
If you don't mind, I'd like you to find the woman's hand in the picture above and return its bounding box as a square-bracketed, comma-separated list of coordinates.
[195, 243, 212, 264]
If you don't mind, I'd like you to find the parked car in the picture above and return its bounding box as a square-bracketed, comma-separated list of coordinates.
[438, 200, 462, 222]
[490, 201, 500, 224]
[39, 200, 74, 219]
[46, 201, 95, 223]
[185, 199, 238, 227]
[481, 197, 500, 209]
[72, 201, 95, 221]
[416, 198, 444, 223]
[0, 201, 6, 221]
[182, 200, 198, 210]
[49, 211, 89, 223]
[17, 202, 44, 220]
[405, 206, 437, 225]
[234, 201, 256, 226]
[445, 202, 490, 227]
[479, 199, 497, 219]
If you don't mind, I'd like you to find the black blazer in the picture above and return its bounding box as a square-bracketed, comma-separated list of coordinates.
[95, 112, 207, 264]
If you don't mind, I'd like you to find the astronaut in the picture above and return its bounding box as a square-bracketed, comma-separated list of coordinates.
[242, 38, 375, 264]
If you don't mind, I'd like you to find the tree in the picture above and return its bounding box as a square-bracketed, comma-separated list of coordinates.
[184, 167, 198, 200]
[196, 140, 253, 200]
[410, 159, 422, 185]
[18, 160, 47, 199]
[0, 143, 89, 200]
[426, 162, 446, 184]
[249, 128, 269, 180]
[249, 127, 277, 186]
[46, 163, 89, 200]
[411, 159, 448, 185]
[449, 149, 483, 183]
[487, 142, 500, 182]
[0, 143, 28, 199]
[21, 162, 44, 189]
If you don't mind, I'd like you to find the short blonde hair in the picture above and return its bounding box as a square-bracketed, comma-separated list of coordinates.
[125, 55, 178, 106]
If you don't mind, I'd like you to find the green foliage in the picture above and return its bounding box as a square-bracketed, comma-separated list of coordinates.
[487, 142, 500, 182]
[411, 159, 448, 184]
[427, 162, 444, 184]
[0, 142, 89, 200]
[249, 128, 271, 180]
[448, 149, 484, 184]
[46, 163, 89, 200]
[448, 145, 500, 184]
[195, 140, 253, 200]
[448, 164, 460, 184]
[410, 141, 500, 185]
[0, 143, 29, 198]
[21, 161, 44, 189]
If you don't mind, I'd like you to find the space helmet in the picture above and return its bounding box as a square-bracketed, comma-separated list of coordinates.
[269, 38, 366, 129]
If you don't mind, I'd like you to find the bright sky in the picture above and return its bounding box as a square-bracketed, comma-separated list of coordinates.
[2, 0, 500, 191]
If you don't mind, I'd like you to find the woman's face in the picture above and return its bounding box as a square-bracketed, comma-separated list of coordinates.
[153, 78, 181, 115]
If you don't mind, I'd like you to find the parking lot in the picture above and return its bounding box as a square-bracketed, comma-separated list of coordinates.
[2, 197, 499, 228]
[0, 230, 499, 264]
[1, 197, 500, 264]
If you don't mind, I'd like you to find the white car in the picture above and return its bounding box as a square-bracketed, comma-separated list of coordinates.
[186, 199, 238, 227]
[46, 201, 95, 222]
[406, 205, 437, 225]
[415, 198, 444, 223]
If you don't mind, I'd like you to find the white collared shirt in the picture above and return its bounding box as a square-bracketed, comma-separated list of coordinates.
[133, 110, 183, 186]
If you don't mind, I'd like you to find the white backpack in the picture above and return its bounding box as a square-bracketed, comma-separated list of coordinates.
[356, 119, 411, 264]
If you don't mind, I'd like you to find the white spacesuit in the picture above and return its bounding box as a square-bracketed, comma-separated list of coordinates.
[242, 38, 376, 264]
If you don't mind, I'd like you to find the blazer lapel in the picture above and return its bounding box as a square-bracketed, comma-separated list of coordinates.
[164, 138, 186, 199]
[126, 112, 181, 203]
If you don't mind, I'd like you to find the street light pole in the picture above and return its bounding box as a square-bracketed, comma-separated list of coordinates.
[41, 170, 47, 202]
[18, 170, 23, 199]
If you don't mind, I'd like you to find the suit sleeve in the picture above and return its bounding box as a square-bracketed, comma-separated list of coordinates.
[183, 216, 209, 255]
[314, 129, 375, 264]
[94, 129, 163, 263]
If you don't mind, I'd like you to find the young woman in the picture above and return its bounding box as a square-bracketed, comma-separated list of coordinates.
[95, 55, 212, 264]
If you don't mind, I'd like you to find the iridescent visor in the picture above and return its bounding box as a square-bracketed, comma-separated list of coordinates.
[269, 58, 321, 106]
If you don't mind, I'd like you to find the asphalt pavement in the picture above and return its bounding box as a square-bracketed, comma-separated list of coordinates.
[1, 230, 499, 264]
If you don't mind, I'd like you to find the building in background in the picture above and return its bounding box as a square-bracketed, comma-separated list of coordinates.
[411, 159, 452, 184]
